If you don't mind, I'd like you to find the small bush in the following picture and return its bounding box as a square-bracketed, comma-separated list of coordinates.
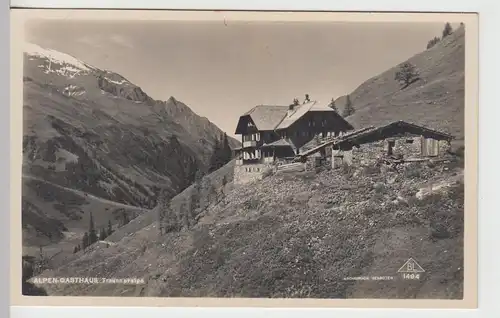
[340, 163, 355, 177]
[371, 192, 384, 202]
[373, 182, 387, 194]
[361, 204, 382, 216]
[426, 161, 437, 169]
[362, 165, 380, 176]
[295, 171, 316, 181]
[450, 145, 465, 158]
[403, 164, 424, 179]
[262, 167, 273, 179]
[430, 223, 451, 239]
[243, 198, 261, 210]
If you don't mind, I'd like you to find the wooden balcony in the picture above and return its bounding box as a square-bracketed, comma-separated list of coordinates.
[263, 157, 275, 163]
[242, 140, 257, 148]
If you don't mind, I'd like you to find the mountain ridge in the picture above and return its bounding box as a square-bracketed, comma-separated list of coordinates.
[22, 43, 238, 246]
[334, 26, 465, 140]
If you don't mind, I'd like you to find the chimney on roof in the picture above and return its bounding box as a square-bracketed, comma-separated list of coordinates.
[303, 94, 310, 104]
[288, 98, 299, 116]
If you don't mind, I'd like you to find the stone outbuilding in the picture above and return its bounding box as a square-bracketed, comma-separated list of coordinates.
[329, 120, 454, 168]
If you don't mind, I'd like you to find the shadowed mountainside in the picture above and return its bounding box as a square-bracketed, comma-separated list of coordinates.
[22, 43, 238, 245]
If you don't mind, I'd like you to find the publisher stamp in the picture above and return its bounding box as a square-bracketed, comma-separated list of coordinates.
[398, 258, 425, 280]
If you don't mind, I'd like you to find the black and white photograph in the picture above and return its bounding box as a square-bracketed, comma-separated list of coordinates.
[12, 10, 478, 307]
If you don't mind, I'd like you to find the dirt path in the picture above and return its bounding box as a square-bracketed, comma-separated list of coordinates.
[23, 174, 144, 210]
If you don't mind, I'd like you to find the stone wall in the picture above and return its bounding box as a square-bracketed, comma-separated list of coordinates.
[438, 139, 452, 154]
[332, 136, 450, 169]
[233, 163, 272, 185]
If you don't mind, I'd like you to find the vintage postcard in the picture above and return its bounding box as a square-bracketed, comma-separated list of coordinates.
[10, 9, 478, 308]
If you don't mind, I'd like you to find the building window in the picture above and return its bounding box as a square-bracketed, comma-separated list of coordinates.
[387, 140, 395, 156]
[422, 138, 439, 156]
[406, 139, 414, 144]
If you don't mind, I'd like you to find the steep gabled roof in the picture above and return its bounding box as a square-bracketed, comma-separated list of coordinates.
[243, 105, 289, 131]
[236, 101, 354, 134]
[297, 121, 453, 158]
[337, 120, 453, 145]
[275, 101, 353, 130]
[274, 101, 315, 130]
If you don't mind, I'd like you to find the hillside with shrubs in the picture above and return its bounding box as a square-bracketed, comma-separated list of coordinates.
[26, 22, 466, 299]
[33, 149, 464, 298]
[334, 23, 465, 141]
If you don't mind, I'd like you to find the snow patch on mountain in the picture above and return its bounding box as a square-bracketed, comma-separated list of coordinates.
[62, 84, 86, 97]
[104, 78, 129, 85]
[25, 42, 93, 70]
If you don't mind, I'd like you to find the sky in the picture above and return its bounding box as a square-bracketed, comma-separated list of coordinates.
[25, 19, 448, 138]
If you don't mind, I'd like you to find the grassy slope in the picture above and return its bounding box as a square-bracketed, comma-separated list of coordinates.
[335, 26, 465, 140]
[36, 158, 464, 299]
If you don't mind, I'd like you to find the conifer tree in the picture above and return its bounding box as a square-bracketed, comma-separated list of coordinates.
[221, 133, 232, 164]
[221, 175, 228, 198]
[157, 188, 169, 236]
[442, 22, 453, 38]
[99, 228, 106, 241]
[342, 95, 355, 117]
[180, 200, 189, 230]
[88, 212, 98, 245]
[107, 220, 113, 236]
[328, 98, 338, 112]
[209, 138, 221, 172]
[82, 232, 89, 250]
[189, 170, 204, 220]
[120, 210, 129, 226]
[208, 183, 217, 204]
[426, 36, 440, 49]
